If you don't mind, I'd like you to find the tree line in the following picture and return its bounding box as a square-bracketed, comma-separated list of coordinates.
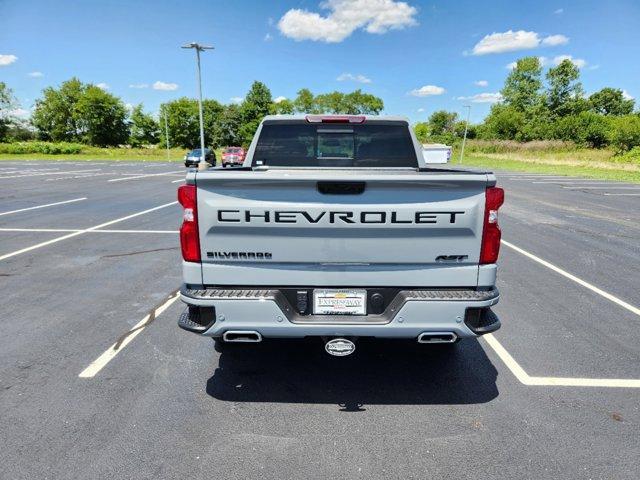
[415, 56, 640, 153]
[0, 79, 384, 148]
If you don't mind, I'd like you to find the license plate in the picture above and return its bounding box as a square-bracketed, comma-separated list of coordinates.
[313, 289, 367, 315]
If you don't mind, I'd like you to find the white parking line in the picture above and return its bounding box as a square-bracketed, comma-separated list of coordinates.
[483, 239, 640, 388]
[531, 181, 623, 185]
[0, 169, 100, 179]
[603, 193, 640, 196]
[0, 197, 87, 217]
[78, 291, 180, 378]
[171, 178, 185, 183]
[483, 334, 640, 388]
[0, 228, 178, 233]
[562, 186, 640, 190]
[107, 171, 184, 182]
[0, 201, 178, 262]
[502, 240, 640, 317]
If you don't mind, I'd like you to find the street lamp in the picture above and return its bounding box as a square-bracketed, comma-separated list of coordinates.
[459, 104, 471, 164]
[182, 42, 214, 170]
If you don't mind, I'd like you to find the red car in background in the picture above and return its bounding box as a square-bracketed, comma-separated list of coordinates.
[221, 147, 246, 167]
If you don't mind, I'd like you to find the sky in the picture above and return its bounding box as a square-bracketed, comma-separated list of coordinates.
[1, 0, 639, 124]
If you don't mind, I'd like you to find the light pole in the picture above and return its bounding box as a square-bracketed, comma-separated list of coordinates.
[459, 104, 471, 164]
[182, 42, 214, 170]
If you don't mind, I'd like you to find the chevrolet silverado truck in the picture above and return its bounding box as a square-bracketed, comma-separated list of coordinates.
[177, 115, 504, 356]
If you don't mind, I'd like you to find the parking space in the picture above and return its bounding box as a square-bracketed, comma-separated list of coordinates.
[1, 161, 639, 479]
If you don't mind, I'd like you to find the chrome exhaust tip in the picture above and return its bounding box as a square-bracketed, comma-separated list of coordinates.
[417, 332, 458, 344]
[222, 330, 263, 343]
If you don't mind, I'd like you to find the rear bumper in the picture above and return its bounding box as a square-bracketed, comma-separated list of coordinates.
[178, 285, 500, 339]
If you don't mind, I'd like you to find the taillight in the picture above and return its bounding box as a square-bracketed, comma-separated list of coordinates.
[480, 187, 505, 264]
[177, 184, 200, 262]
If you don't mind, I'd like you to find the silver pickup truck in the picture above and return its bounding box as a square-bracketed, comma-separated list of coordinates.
[177, 115, 504, 356]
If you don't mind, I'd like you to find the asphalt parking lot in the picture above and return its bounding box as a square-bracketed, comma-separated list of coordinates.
[1, 161, 639, 479]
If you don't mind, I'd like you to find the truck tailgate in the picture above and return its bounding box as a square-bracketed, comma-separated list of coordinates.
[195, 170, 490, 287]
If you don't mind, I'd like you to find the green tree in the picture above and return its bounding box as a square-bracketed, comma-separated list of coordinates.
[342, 89, 384, 114]
[128, 104, 160, 147]
[315, 91, 345, 113]
[0, 82, 18, 141]
[239, 81, 273, 145]
[501, 57, 543, 112]
[213, 104, 243, 147]
[546, 59, 585, 117]
[32, 78, 86, 142]
[159, 98, 198, 149]
[31, 78, 129, 146]
[589, 88, 635, 116]
[609, 115, 640, 153]
[159, 97, 223, 149]
[74, 85, 129, 146]
[479, 104, 525, 140]
[428, 110, 458, 136]
[413, 122, 429, 143]
[293, 88, 316, 113]
[271, 98, 295, 115]
[454, 120, 477, 139]
[554, 111, 611, 148]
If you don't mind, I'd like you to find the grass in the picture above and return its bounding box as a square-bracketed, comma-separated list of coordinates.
[0, 143, 228, 162]
[457, 140, 640, 183]
[0, 146, 187, 162]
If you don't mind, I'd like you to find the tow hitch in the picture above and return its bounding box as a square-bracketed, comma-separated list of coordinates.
[325, 338, 356, 356]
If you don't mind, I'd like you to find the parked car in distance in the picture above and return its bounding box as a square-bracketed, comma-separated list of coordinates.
[184, 148, 216, 167]
[221, 147, 246, 167]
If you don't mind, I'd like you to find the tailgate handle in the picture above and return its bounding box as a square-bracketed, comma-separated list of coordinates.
[317, 181, 365, 195]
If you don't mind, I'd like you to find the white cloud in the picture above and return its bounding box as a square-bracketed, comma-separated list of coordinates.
[409, 85, 446, 97]
[474, 80, 488, 87]
[542, 34, 569, 46]
[622, 90, 634, 101]
[274, 96, 288, 103]
[554, 8, 564, 14]
[553, 54, 587, 68]
[0, 54, 18, 66]
[10, 108, 30, 117]
[129, 83, 149, 89]
[153, 81, 178, 91]
[506, 61, 518, 70]
[472, 30, 540, 55]
[278, 0, 418, 43]
[417, 108, 425, 112]
[264, 33, 273, 41]
[124, 103, 134, 111]
[230, 96, 244, 104]
[96, 82, 110, 90]
[28, 71, 43, 78]
[336, 72, 372, 83]
[472, 30, 568, 55]
[457, 92, 503, 103]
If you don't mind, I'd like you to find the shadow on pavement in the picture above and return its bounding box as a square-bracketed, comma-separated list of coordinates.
[206, 338, 499, 409]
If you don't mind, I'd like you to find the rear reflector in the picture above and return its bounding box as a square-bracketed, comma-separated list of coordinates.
[305, 115, 366, 124]
[177, 184, 200, 262]
[480, 187, 505, 265]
